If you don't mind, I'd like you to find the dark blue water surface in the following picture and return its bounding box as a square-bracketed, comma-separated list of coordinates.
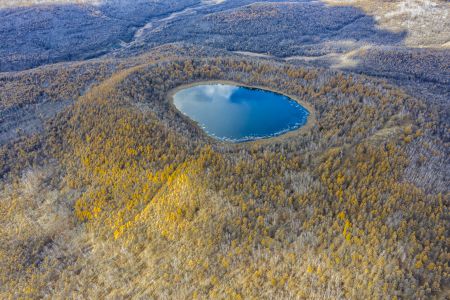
[173, 84, 310, 142]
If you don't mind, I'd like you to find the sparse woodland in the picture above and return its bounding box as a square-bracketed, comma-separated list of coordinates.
[0, 54, 448, 299]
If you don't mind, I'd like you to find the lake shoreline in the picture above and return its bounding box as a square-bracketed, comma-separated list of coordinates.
[166, 80, 317, 145]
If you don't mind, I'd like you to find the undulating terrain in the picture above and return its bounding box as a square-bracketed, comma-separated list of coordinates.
[0, 0, 449, 299]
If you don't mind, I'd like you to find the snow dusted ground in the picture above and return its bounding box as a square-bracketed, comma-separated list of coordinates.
[0, 0, 200, 71]
[0, 0, 102, 8]
[325, 0, 450, 48]
[0, 0, 447, 72]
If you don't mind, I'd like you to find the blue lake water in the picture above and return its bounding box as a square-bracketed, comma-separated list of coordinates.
[172, 84, 310, 142]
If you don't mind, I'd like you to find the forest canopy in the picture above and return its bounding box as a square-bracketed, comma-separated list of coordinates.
[1, 52, 448, 299]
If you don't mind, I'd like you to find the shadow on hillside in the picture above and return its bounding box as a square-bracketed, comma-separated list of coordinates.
[130, 0, 407, 58]
[0, 0, 198, 72]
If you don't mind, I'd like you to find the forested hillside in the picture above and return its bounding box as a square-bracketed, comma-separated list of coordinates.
[0, 0, 449, 299]
[0, 0, 199, 71]
[1, 49, 448, 298]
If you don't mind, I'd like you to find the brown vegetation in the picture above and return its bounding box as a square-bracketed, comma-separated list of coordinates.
[0, 55, 448, 299]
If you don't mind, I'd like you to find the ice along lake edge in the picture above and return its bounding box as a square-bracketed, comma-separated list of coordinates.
[169, 81, 316, 143]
